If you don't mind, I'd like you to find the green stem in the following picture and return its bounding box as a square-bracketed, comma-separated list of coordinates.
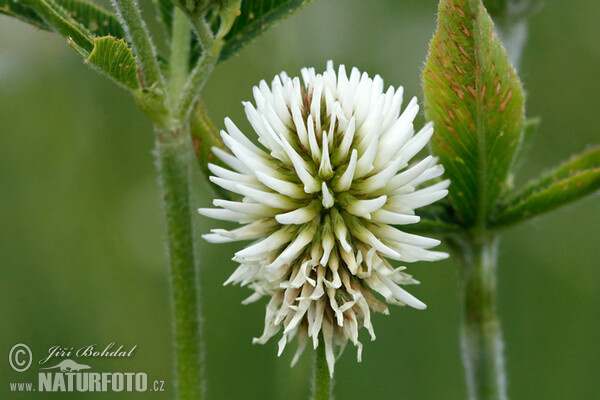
[155, 128, 204, 400]
[457, 235, 506, 400]
[112, 0, 164, 88]
[175, 19, 222, 121]
[169, 8, 192, 100]
[312, 345, 332, 400]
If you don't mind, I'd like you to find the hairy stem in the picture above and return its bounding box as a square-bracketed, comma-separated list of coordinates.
[457, 236, 506, 400]
[175, 19, 222, 122]
[155, 129, 204, 400]
[112, 0, 164, 88]
[169, 8, 192, 100]
[312, 345, 332, 400]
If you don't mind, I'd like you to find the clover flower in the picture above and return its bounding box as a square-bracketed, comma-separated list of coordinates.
[199, 62, 449, 374]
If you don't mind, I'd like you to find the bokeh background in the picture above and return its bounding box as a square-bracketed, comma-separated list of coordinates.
[1, 0, 598, 399]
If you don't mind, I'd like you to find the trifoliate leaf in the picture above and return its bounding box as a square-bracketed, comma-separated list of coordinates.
[85, 36, 140, 90]
[423, 0, 525, 225]
[493, 146, 600, 227]
[219, 0, 316, 62]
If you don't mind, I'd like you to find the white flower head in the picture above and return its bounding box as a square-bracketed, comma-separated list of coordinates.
[199, 62, 449, 375]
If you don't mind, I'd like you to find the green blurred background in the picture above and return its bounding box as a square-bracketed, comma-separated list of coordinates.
[1, 0, 598, 399]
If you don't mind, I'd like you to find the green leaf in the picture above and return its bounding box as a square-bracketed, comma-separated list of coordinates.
[505, 117, 540, 191]
[219, 0, 316, 62]
[511, 116, 540, 170]
[0, 0, 50, 29]
[422, 0, 525, 226]
[85, 36, 140, 90]
[493, 146, 600, 228]
[54, 0, 125, 37]
[23, 0, 95, 53]
[1, 0, 124, 39]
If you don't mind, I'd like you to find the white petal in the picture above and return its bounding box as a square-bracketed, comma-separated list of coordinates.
[202, 233, 236, 243]
[213, 199, 274, 216]
[332, 116, 356, 164]
[275, 200, 320, 225]
[208, 163, 255, 184]
[353, 225, 402, 260]
[399, 122, 434, 163]
[306, 115, 321, 162]
[209, 176, 250, 195]
[310, 77, 323, 129]
[321, 182, 335, 209]
[334, 149, 358, 192]
[267, 225, 315, 271]
[373, 224, 441, 248]
[224, 117, 263, 155]
[359, 155, 405, 192]
[382, 279, 427, 310]
[291, 102, 309, 149]
[198, 208, 247, 222]
[345, 195, 387, 218]
[235, 184, 296, 209]
[255, 170, 306, 199]
[381, 86, 404, 131]
[386, 156, 435, 192]
[211, 147, 252, 174]
[276, 127, 321, 193]
[390, 180, 450, 209]
[320, 319, 335, 376]
[318, 133, 333, 178]
[370, 209, 420, 225]
[354, 136, 379, 179]
[235, 229, 293, 259]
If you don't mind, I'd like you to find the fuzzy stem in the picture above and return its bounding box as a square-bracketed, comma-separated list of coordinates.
[312, 345, 332, 400]
[155, 128, 204, 400]
[112, 0, 164, 88]
[169, 8, 192, 100]
[175, 19, 222, 121]
[457, 235, 506, 400]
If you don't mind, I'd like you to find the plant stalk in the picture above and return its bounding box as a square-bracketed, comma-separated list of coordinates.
[112, 0, 164, 88]
[457, 235, 506, 400]
[155, 128, 204, 400]
[175, 19, 223, 121]
[169, 8, 192, 100]
[312, 344, 332, 400]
